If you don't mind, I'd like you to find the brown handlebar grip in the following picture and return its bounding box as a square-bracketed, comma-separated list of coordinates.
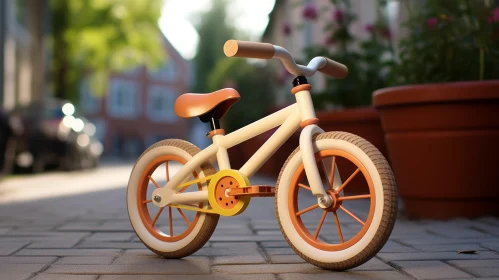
[319, 57, 349, 79]
[223, 40, 275, 59]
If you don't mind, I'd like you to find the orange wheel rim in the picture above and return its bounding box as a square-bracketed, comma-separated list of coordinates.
[137, 155, 202, 242]
[288, 150, 376, 251]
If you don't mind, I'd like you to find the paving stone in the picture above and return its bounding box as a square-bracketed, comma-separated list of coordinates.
[209, 235, 285, 242]
[0, 227, 12, 234]
[380, 241, 418, 253]
[379, 251, 499, 261]
[0, 263, 48, 273]
[352, 258, 394, 271]
[265, 247, 295, 255]
[194, 247, 262, 257]
[210, 242, 258, 248]
[55, 256, 115, 265]
[0, 242, 29, 255]
[57, 222, 102, 231]
[31, 275, 98, 280]
[213, 254, 267, 265]
[455, 267, 499, 277]
[481, 242, 499, 252]
[0, 272, 33, 280]
[256, 230, 283, 235]
[113, 255, 169, 265]
[448, 259, 499, 268]
[470, 224, 499, 236]
[416, 243, 485, 252]
[268, 254, 308, 264]
[15, 249, 122, 256]
[27, 239, 82, 249]
[100, 275, 277, 280]
[46, 257, 210, 275]
[211, 263, 323, 274]
[400, 237, 499, 246]
[0, 256, 56, 264]
[84, 232, 134, 241]
[393, 260, 472, 279]
[279, 271, 412, 280]
[428, 224, 494, 238]
[76, 241, 147, 249]
[259, 241, 290, 248]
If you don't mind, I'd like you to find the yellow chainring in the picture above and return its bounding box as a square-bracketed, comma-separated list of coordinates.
[207, 170, 251, 216]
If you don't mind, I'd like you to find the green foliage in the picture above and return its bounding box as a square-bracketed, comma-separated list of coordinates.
[207, 59, 274, 132]
[394, 0, 499, 84]
[50, 0, 165, 101]
[192, 0, 235, 92]
[301, 0, 394, 108]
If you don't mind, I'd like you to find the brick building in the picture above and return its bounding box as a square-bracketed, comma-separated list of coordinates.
[80, 35, 190, 158]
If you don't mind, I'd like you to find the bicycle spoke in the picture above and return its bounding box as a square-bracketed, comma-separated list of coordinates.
[149, 176, 162, 189]
[168, 206, 173, 236]
[319, 156, 336, 190]
[332, 211, 344, 243]
[313, 211, 328, 239]
[335, 168, 360, 194]
[151, 207, 165, 227]
[338, 194, 371, 201]
[339, 205, 365, 225]
[177, 208, 191, 226]
[142, 199, 152, 204]
[165, 161, 169, 182]
[298, 183, 311, 191]
[177, 185, 190, 193]
[296, 204, 319, 216]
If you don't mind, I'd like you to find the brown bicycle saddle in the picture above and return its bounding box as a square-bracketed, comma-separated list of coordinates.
[174, 88, 241, 119]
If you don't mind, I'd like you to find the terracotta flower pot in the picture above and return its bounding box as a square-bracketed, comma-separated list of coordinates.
[316, 107, 388, 194]
[373, 81, 499, 219]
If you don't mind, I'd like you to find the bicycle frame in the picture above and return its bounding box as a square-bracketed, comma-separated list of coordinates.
[153, 88, 335, 208]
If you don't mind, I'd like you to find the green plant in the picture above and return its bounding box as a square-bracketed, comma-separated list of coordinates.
[395, 0, 499, 84]
[298, 0, 394, 109]
[50, 0, 165, 101]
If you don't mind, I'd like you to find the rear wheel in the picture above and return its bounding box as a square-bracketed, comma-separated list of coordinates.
[275, 132, 397, 270]
[127, 139, 219, 258]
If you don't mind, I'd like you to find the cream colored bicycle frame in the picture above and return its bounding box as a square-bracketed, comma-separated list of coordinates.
[152, 88, 341, 208]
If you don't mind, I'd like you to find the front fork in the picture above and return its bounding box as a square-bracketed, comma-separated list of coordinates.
[300, 125, 344, 208]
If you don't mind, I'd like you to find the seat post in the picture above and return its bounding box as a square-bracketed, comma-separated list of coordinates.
[204, 111, 231, 170]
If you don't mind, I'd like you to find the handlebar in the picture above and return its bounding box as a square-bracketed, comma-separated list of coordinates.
[223, 40, 348, 79]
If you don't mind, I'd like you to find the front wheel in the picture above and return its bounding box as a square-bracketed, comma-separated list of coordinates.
[275, 132, 397, 271]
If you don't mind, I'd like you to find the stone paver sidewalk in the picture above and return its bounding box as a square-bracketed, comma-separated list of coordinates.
[0, 167, 498, 280]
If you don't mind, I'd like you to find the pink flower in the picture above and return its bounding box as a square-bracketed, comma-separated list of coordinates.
[282, 22, 292, 36]
[380, 28, 391, 39]
[426, 17, 438, 29]
[365, 24, 375, 33]
[334, 9, 344, 24]
[302, 4, 318, 21]
[493, 7, 499, 22]
[325, 37, 336, 46]
[488, 16, 494, 24]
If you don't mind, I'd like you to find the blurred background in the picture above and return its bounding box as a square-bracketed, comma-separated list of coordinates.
[0, 0, 498, 219]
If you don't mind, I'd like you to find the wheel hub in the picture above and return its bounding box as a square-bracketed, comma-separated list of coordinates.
[324, 190, 342, 212]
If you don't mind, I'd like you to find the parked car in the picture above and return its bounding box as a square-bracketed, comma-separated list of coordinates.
[6, 98, 103, 173]
[0, 108, 13, 177]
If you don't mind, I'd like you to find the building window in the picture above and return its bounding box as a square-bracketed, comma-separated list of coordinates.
[150, 60, 177, 81]
[80, 79, 100, 114]
[107, 79, 140, 118]
[146, 86, 177, 123]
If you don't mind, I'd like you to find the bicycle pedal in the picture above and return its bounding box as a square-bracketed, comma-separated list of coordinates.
[228, 185, 275, 197]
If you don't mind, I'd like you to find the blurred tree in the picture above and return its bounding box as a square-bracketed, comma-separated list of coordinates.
[192, 0, 235, 92]
[50, 0, 166, 102]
